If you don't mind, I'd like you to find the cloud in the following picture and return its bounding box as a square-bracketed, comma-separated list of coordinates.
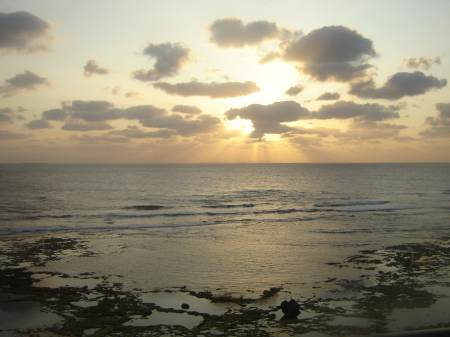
[0, 70, 51, 97]
[124, 91, 143, 99]
[270, 25, 376, 82]
[0, 11, 55, 55]
[83, 59, 112, 77]
[0, 130, 28, 141]
[42, 108, 67, 121]
[208, 17, 282, 48]
[401, 56, 442, 70]
[284, 84, 306, 96]
[312, 101, 400, 121]
[316, 92, 340, 101]
[419, 103, 450, 138]
[26, 119, 52, 130]
[0, 107, 14, 123]
[140, 114, 223, 136]
[132, 42, 193, 81]
[225, 100, 310, 138]
[172, 104, 202, 114]
[108, 128, 177, 139]
[68, 101, 121, 122]
[334, 120, 407, 141]
[124, 105, 166, 120]
[62, 122, 113, 132]
[349, 71, 447, 100]
[153, 80, 261, 98]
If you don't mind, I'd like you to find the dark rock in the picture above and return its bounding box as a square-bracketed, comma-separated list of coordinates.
[279, 299, 301, 318]
[181, 303, 190, 309]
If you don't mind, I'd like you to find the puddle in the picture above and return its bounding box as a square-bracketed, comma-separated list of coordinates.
[387, 297, 450, 331]
[140, 291, 238, 315]
[32, 274, 100, 288]
[328, 316, 373, 327]
[125, 311, 203, 329]
[0, 301, 62, 330]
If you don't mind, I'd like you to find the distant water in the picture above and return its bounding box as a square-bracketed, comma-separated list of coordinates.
[1, 163, 449, 292]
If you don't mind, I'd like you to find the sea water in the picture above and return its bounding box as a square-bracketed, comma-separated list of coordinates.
[0, 163, 449, 294]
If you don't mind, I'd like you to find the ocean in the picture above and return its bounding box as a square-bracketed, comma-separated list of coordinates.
[1, 163, 449, 292]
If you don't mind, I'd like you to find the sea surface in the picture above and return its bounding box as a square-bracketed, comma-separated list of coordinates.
[1, 163, 449, 294]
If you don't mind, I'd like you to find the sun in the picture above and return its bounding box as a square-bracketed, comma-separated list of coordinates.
[225, 117, 254, 135]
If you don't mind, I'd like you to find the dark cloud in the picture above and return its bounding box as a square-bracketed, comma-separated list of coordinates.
[349, 71, 447, 100]
[0, 11, 54, 54]
[208, 17, 282, 48]
[132, 42, 193, 81]
[26, 119, 52, 130]
[312, 101, 400, 121]
[83, 59, 112, 77]
[0, 130, 28, 141]
[172, 104, 202, 114]
[269, 26, 376, 82]
[0, 107, 14, 123]
[42, 108, 67, 121]
[0, 70, 51, 97]
[62, 122, 113, 132]
[316, 92, 341, 101]
[225, 100, 310, 138]
[284, 84, 306, 96]
[402, 56, 442, 70]
[419, 103, 450, 138]
[153, 81, 260, 99]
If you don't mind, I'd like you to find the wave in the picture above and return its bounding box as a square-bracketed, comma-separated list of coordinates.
[314, 201, 389, 207]
[123, 205, 165, 211]
[203, 204, 255, 209]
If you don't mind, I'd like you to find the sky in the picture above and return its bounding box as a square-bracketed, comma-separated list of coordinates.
[1, 0, 449, 163]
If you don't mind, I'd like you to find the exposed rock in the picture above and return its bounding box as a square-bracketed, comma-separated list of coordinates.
[279, 299, 301, 319]
[181, 303, 190, 309]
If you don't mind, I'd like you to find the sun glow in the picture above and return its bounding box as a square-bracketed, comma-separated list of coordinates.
[225, 117, 254, 135]
[263, 134, 281, 142]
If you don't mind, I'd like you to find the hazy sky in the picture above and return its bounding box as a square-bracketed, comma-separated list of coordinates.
[1, 0, 449, 163]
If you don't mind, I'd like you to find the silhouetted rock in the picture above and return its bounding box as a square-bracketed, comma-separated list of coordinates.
[279, 299, 301, 319]
[181, 303, 190, 309]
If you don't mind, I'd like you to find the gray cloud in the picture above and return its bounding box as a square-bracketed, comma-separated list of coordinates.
[269, 26, 376, 82]
[153, 80, 261, 99]
[0, 130, 28, 141]
[316, 92, 341, 101]
[225, 100, 310, 138]
[419, 103, 450, 138]
[312, 101, 400, 121]
[83, 59, 112, 77]
[140, 114, 223, 137]
[402, 56, 442, 70]
[26, 119, 52, 130]
[124, 105, 166, 120]
[69, 100, 122, 122]
[132, 42, 193, 81]
[62, 122, 113, 132]
[284, 84, 306, 96]
[124, 91, 143, 99]
[349, 71, 447, 100]
[0, 11, 54, 54]
[0, 70, 51, 97]
[108, 128, 177, 139]
[42, 108, 67, 121]
[334, 120, 407, 141]
[0, 107, 14, 123]
[208, 17, 282, 48]
[172, 104, 202, 114]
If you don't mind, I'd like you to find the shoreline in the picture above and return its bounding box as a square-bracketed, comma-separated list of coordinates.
[1, 233, 450, 336]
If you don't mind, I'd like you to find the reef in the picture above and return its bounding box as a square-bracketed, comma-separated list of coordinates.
[1, 235, 450, 336]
